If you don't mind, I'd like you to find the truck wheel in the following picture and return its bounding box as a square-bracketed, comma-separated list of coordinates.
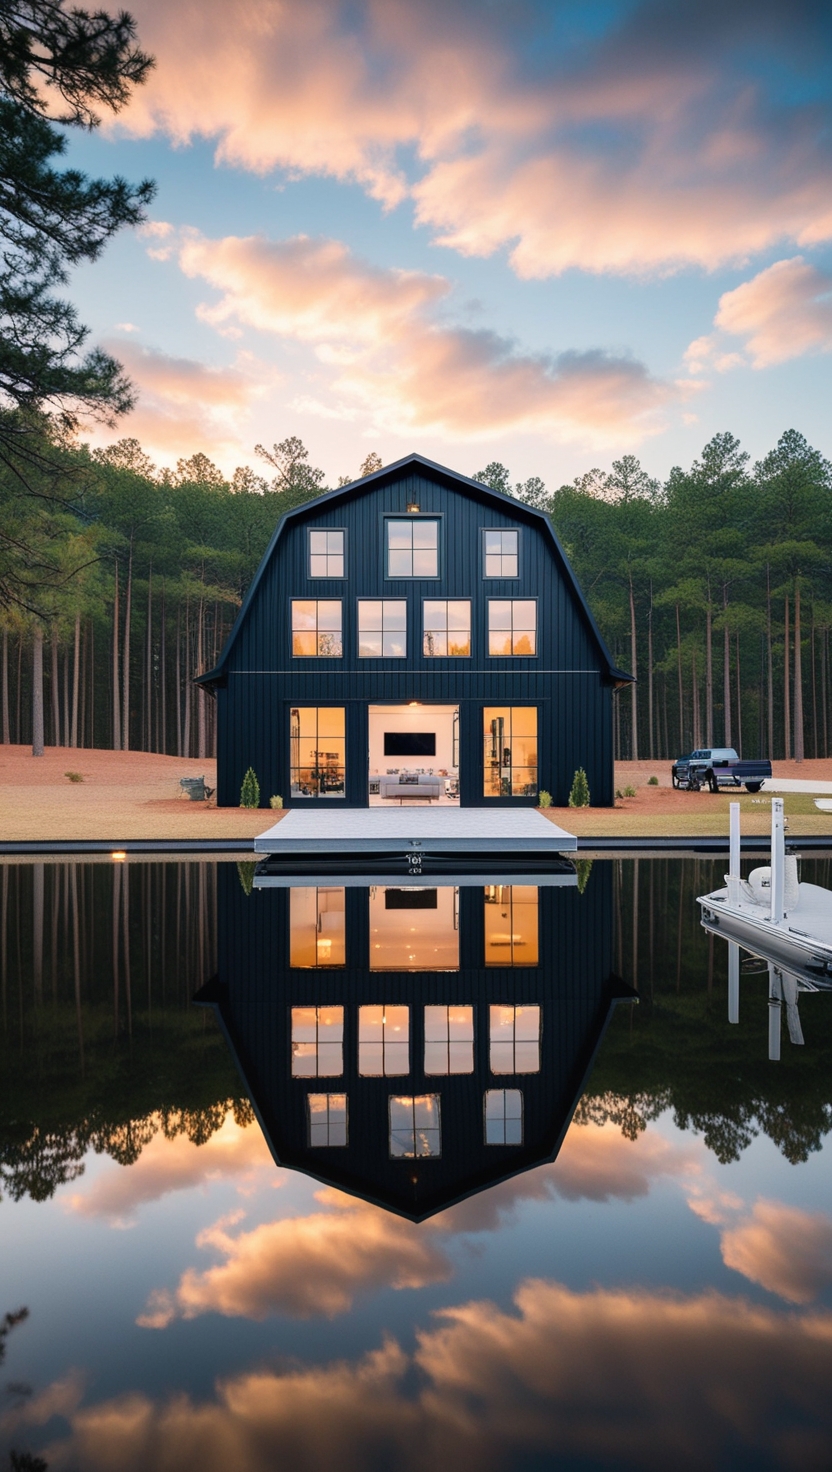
[707, 772, 719, 793]
[746, 782, 761, 794]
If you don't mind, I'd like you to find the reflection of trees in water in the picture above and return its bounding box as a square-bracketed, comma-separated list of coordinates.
[0, 862, 248, 1204]
[2, 1307, 48, 1470]
[585, 857, 832, 1165]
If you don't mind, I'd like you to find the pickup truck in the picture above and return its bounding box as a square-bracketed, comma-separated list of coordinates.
[671, 747, 772, 793]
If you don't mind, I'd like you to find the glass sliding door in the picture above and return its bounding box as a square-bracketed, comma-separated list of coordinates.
[483, 707, 538, 797]
[290, 707, 346, 798]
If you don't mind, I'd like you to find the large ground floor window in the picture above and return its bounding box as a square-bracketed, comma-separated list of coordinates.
[483, 707, 538, 797]
[290, 707, 346, 798]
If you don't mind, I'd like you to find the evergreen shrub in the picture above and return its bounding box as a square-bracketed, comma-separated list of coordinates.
[240, 767, 260, 808]
[568, 768, 590, 807]
[538, 790, 552, 807]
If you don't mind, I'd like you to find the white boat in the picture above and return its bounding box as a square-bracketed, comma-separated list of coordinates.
[697, 799, 832, 1058]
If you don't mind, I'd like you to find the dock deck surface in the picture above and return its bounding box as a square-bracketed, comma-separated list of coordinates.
[254, 807, 576, 854]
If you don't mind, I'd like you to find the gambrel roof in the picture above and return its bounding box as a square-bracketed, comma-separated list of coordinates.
[197, 452, 632, 689]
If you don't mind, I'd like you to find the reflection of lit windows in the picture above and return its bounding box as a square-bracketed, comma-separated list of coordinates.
[308, 1093, 348, 1147]
[358, 1005, 409, 1075]
[290, 707, 346, 799]
[483, 529, 519, 578]
[424, 1005, 474, 1074]
[291, 600, 343, 657]
[389, 1094, 441, 1157]
[423, 600, 471, 657]
[487, 599, 536, 656]
[484, 1089, 523, 1145]
[369, 887, 459, 971]
[387, 519, 439, 578]
[291, 1006, 344, 1077]
[308, 529, 345, 579]
[489, 1004, 540, 1073]
[483, 707, 538, 798]
[358, 600, 407, 657]
[484, 886, 539, 966]
[289, 887, 346, 967]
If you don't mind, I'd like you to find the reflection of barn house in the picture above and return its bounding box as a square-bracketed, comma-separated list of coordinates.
[198, 454, 630, 809]
[197, 863, 634, 1221]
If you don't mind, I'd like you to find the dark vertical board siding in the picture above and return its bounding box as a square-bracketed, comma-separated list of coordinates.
[216, 466, 616, 806]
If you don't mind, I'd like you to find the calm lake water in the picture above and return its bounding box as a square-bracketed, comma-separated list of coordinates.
[1, 856, 831, 1471]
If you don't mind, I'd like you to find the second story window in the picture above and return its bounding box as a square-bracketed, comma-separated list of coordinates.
[488, 599, 536, 656]
[387, 519, 439, 578]
[424, 1004, 474, 1074]
[484, 1089, 523, 1145]
[490, 1004, 541, 1074]
[308, 1094, 348, 1147]
[484, 529, 519, 577]
[308, 529, 345, 578]
[358, 600, 407, 657]
[358, 1004, 409, 1076]
[389, 1094, 441, 1158]
[292, 600, 342, 657]
[423, 600, 471, 657]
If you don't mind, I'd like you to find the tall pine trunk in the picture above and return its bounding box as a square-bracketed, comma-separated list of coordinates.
[629, 575, 638, 760]
[197, 597, 206, 760]
[51, 631, 60, 746]
[32, 627, 44, 757]
[1, 630, 9, 743]
[183, 600, 191, 759]
[146, 567, 153, 752]
[70, 611, 80, 747]
[692, 648, 701, 747]
[811, 606, 818, 759]
[175, 602, 182, 758]
[822, 626, 828, 759]
[793, 582, 804, 763]
[647, 585, 654, 761]
[160, 587, 167, 756]
[722, 586, 731, 747]
[112, 562, 121, 751]
[676, 607, 685, 753]
[735, 631, 742, 757]
[766, 565, 774, 756]
[705, 595, 713, 746]
[784, 596, 791, 761]
[122, 542, 133, 752]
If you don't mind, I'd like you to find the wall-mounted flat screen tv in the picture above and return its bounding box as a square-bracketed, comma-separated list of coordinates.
[384, 732, 436, 756]
[384, 889, 438, 909]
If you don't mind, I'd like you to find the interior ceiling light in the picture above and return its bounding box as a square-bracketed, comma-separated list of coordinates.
[406, 502, 420, 512]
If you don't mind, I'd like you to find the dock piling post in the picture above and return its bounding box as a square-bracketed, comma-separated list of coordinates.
[728, 943, 739, 1024]
[728, 802, 741, 904]
[770, 798, 785, 923]
[768, 964, 782, 1061]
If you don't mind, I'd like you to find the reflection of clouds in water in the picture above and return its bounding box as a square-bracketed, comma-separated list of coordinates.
[139, 1189, 452, 1325]
[63, 1111, 275, 1226]
[721, 1200, 832, 1305]
[43, 1283, 832, 1472]
[136, 1123, 700, 1325]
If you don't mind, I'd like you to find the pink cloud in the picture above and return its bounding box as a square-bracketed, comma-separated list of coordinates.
[174, 231, 679, 445]
[116, 0, 832, 277]
[721, 1200, 832, 1304]
[714, 256, 832, 367]
[40, 1284, 832, 1471]
[64, 1111, 275, 1225]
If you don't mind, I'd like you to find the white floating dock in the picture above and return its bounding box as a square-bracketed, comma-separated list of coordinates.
[254, 807, 576, 854]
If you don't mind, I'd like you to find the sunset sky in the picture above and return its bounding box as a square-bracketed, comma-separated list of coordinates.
[65, 0, 832, 486]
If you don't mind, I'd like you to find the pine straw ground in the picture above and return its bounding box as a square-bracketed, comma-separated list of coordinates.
[1, 747, 832, 843]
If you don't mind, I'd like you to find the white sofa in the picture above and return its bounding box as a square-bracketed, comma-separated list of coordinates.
[378, 774, 442, 802]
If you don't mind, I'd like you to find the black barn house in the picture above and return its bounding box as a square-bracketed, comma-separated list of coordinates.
[196, 864, 635, 1221]
[199, 453, 630, 808]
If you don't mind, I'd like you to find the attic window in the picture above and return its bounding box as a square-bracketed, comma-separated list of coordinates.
[484, 529, 519, 577]
[308, 1093, 348, 1147]
[308, 529, 345, 578]
[387, 519, 439, 578]
[389, 1094, 441, 1158]
[489, 1004, 541, 1074]
[424, 1004, 474, 1075]
[291, 1005, 344, 1077]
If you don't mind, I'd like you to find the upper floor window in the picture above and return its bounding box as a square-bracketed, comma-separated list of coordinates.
[484, 529, 519, 578]
[308, 529, 345, 578]
[291, 1005, 344, 1077]
[424, 1004, 474, 1075]
[308, 1093, 348, 1147]
[358, 600, 407, 658]
[488, 599, 536, 656]
[358, 1004, 409, 1076]
[490, 1004, 541, 1074]
[389, 1094, 441, 1158]
[292, 600, 342, 657]
[423, 600, 471, 657]
[387, 519, 439, 578]
[484, 1089, 523, 1145]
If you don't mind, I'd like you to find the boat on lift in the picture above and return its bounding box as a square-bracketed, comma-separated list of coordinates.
[698, 799, 832, 1059]
[697, 798, 832, 984]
